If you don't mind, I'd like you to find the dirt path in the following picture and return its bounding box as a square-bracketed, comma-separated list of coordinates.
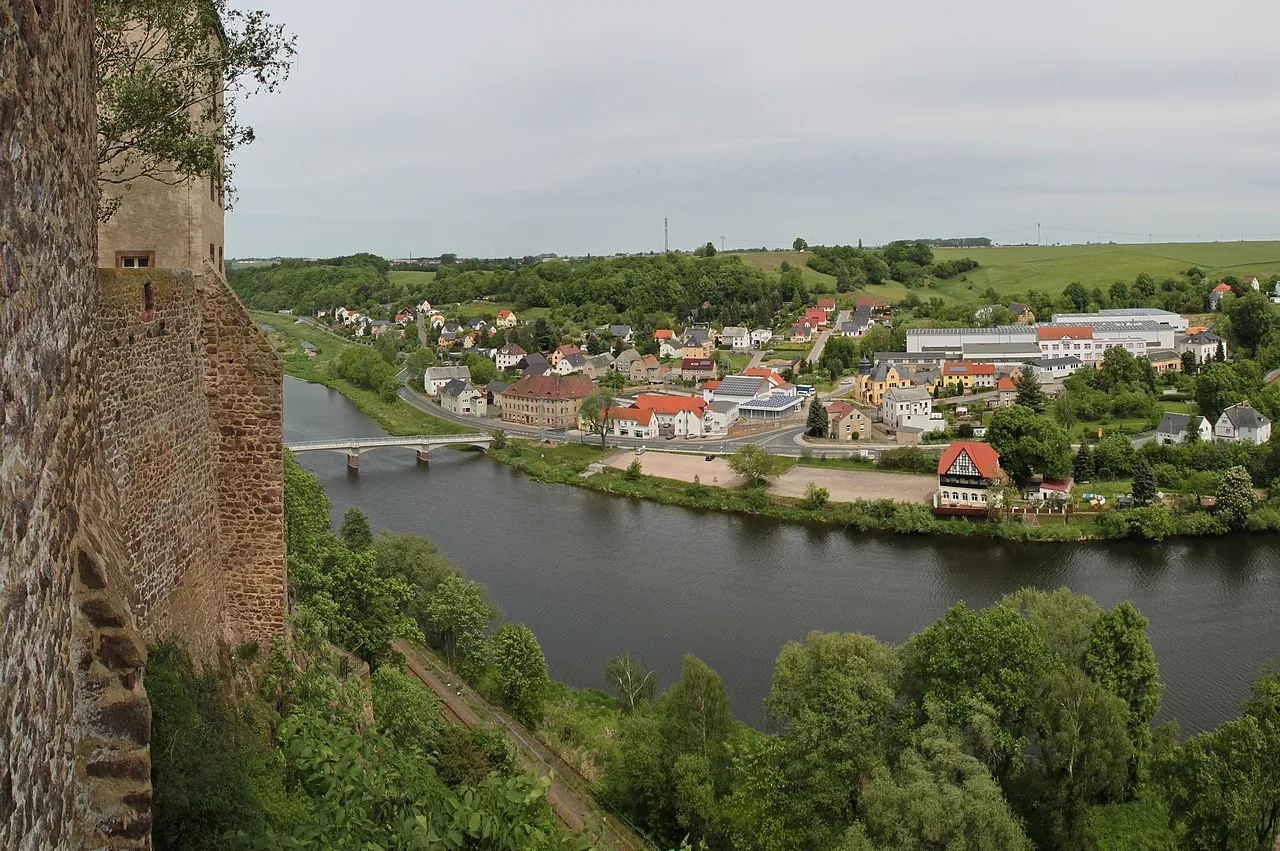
[397, 642, 648, 851]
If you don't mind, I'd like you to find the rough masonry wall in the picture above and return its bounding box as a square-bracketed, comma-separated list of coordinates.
[0, 2, 153, 848]
[96, 268, 228, 660]
[202, 274, 286, 643]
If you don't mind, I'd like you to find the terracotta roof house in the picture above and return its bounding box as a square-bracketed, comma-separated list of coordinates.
[609, 406, 658, 438]
[681, 357, 716, 380]
[1209, 282, 1234, 310]
[496, 308, 517, 328]
[804, 308, 827, 329]
[634, 393, 709, 437]
[817, 297, 836, 313]
[497, 374, 594, 429]
[936, 441, 1005, 514]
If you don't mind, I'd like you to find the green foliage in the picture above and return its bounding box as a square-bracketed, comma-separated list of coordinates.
[1132, 456, 1157, 506]
[1000, 587, 1103, 666]
[986, 405, 1073, 482]
[95, 0, 295, 217]
[231, 255, 399, 315]
[1073, 443, 1096, 482]
[490, 623, 550, 726]
[874, 445, 939, 474]
[604, 654, 657, 712]
[902, 602, 1053, 777]
[854, 711, 1032, 851]
[1215, 465, 1257, 529]
[727, 444, 783, 487]
[1195, 362, 1251, 422]
[148, 641, 306, 850]
[624, 460, 643, 480]
[579, 390, 615, 447]
[339, 506, 373, 551]
[1083, 602, 1163, 782]
[805, 395, 830, 437]
[1094, 433, 1138, 479]
[331, 345, 402, 402]
[422, 574, 496, 669]
[371, 666, 446, 755]
[405, 347, 438, 391]
[1014, 368, 1047, 413]
[800, 481, 830, 510]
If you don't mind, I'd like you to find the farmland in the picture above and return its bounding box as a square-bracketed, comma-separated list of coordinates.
[734, 241, 1280, 303]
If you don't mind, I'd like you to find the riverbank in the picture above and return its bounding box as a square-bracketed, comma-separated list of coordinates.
[253, 311, 468, 436]
[488, 441, 1099, 542]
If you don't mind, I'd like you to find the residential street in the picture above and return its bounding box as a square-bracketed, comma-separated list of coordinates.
[807, 308, 849, 364]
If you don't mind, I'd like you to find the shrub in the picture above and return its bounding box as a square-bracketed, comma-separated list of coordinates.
[744, 489, 771, 511]
[800, 482, 830, 510]
[877, 446, 938, 474]
[371, 666, 446, 754]
[1244, 505, 1280, 533]
[624, 460, 643, 480]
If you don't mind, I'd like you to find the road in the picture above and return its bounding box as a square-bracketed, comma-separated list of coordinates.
[1267, 367, 1280, 385]
[397, 642, 648, 850]
[807, 309, 849, 364]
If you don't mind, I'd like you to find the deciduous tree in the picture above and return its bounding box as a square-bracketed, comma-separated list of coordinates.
[579, 390, 615, 448]
[987, 405, 1073, 482]
[1215, 464, 1256, 529]
[339, 506, 373, 552]
[605, 654, 657, 712]
[728, 444, 783, 487]
[490, 623, 549, 726]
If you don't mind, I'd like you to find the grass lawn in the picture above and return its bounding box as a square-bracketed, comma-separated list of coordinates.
[731, 250, 838, 291]
[250, 311, 467, 437]
[725, 352, 753, 372]
[449, 300, 550, 322]
[738, 241, 1280, 304]
[388, 269, 435, 288]
[1069, 417, 1158, 440]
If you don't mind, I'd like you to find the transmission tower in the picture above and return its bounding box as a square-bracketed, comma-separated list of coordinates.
[664, 217, 669, 252]
[720, 236, 726, 252]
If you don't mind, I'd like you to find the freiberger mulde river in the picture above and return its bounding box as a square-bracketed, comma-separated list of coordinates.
[285, 377, 1280, 734]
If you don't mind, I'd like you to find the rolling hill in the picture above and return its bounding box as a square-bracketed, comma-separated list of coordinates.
[733, 242, 1280, 303]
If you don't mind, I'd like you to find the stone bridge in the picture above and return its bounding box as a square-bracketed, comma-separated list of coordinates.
[286, 433, 494, 469]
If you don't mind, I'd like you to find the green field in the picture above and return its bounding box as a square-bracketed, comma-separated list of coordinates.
[736, 241, 1280, 304]
[388, 269, 435, 287]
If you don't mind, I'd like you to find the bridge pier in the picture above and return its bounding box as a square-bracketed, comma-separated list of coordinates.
[346, 452, 359, 470]
[416, 448, 430, 463]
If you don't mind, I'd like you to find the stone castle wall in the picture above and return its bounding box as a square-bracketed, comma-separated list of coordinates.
[1, 2, 154, 847]
[1, 2, 286, 846]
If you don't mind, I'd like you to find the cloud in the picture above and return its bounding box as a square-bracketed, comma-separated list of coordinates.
[227, 0, 1280, 257]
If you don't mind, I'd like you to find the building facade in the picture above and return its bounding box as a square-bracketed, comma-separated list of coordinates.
[497, 374, 594, 429]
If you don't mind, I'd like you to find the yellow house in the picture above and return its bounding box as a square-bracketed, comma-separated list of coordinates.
[939, 361, 996, 390]
[856, 361, 910, 407]
[496, 309, 518, 328]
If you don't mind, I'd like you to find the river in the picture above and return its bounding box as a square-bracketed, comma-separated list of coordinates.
[284, 377, 1280, 734]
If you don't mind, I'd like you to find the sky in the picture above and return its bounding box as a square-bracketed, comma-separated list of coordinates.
[226, 0, 1280, 259]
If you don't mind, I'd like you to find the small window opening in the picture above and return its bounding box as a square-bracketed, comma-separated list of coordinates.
[120, 256, 149, 268]
[143, 282, 154, 312]
[218, 246, 224, 266]
[209, 243, 215, 264]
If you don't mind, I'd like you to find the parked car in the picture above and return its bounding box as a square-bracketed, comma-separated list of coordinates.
[635, 446, 646, 456]
[705, 454, 715, 461]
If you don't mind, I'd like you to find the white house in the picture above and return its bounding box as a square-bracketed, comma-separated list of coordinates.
[706, 375, 772, 408]
[1214, 402, 1272, 445]
[1027, 356, 1083, 381]
[658, 337, 683, 359]
[556, 353, 588, 375]
[610, 407, 659, 439]
[1155, 412, 1212, 445]
[720, 326, 751, 351]
[634, 394, 709, 437]
[751, 328, 774, 348]
[704, 400, 738, 435]
[424, 365, 472, 395]
[439, 379, 486, 416]
[881, 385, 938, 431]
[496, 309, 517, 328]
[495, 344, 527, 372]
[1176, 331, 1225, 364]
[417, 299, 433, 315]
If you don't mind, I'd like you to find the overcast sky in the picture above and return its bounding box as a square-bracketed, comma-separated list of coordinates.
[226, 0, 1280, 259]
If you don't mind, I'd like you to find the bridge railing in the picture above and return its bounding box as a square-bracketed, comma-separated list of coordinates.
[286, 433, 492, 452]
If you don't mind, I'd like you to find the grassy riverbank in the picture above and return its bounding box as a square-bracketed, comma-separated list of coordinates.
[253, 311, 468, 436]
[487, 441, 1100, 542]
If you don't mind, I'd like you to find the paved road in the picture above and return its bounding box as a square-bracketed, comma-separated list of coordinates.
[806, 309, 849, 364]
[397, 642, 648, 850]
[1267, 367, 1280, 385]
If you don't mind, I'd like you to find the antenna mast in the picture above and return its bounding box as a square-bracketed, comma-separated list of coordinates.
[664, 217, 669, 252]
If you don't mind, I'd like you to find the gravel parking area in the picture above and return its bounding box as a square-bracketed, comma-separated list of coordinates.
[609, 452, 935, 503]
[608, 450, 744, 487]
[771, 466, 936, 503]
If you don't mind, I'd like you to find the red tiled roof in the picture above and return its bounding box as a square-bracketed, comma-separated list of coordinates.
[654, 329, 675, 339]
[997, 377, 1016, 391]
[610, 406, 653, 425]
[703, 380, 721, 391]
[1213, 282, 1233, 293]
[1039, 478, 1073, 492]
[938, 441, 1003, 479]
[499, 374, 594, 401]
[555, 344, 581, 355]
[817, 298, 836, 309]
[744, 367, 784, 385]
[1037, 326, 1093, 341]
[825, 400, 853, 417]
[635, 394, 708, 415]
[942, 361, 996, 376]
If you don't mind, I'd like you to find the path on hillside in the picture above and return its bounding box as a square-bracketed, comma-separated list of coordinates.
[396, 642, 649, 851]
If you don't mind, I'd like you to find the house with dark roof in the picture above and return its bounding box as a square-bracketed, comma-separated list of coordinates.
[517, 353, 551, 377]
[1008, 302, 1035, 324]
[439, 379, 486, 416]
[424, 365, 472, 395]
[608, 324, 633, 342]
[1176, 331, 1224, 364]
[555, 352, 589, 375]
[1155, 412, 1211, 445]
[1214, 401, 1271, 444]
[495, 343, 527, 371]
[681, 357, 716, 381]
[1026, 356, 1082, 381]
[935, 441, 1005, 513]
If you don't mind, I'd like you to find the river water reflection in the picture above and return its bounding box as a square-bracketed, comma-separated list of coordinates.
[285, 378, 1280, 733]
